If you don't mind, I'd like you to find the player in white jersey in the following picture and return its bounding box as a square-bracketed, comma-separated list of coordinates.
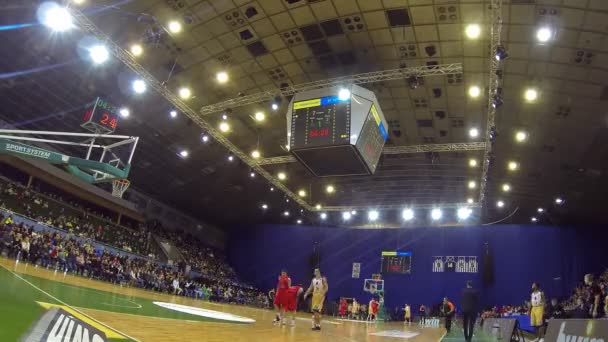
[304, 268, 328, 331]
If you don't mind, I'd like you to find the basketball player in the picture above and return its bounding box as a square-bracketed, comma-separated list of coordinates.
[351, 298, 359, 319]
[530, 282, 545, 342]
[339, 298, 347, 318]
[368, 297, 379, 321]
[273, 270, 291, 324]
[403, 303, 412, 325]
[284, 285, 304, 327]
[304, 268, 328, 331]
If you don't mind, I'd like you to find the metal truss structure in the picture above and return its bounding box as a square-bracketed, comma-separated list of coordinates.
[320, 201, 481, 212]
[70, 8, 472, 213]
[257, 142, 486, 165]
[199, 63, 463, 115]
[479, 0, 504, 204]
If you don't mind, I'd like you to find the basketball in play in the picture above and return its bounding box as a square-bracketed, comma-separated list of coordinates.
[1, 1, 607, 342]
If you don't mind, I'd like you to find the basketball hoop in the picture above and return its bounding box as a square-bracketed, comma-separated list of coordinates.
[111, 178, 130, 198]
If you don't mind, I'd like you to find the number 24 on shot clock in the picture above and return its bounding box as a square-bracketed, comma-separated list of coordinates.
[81, 97, 119, 132]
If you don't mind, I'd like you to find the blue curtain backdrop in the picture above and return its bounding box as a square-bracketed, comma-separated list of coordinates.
[228, 224, 608, 312]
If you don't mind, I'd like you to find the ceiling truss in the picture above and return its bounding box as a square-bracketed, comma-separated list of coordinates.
[258, 142, 486, 165]
[199, 63, 464, 116]
[70, 8, 472, 214]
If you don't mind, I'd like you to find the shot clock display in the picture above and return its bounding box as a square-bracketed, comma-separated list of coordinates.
[290, 95, 350, 148]
[381, 251, 412, 274]
[81, 97, 119, 133]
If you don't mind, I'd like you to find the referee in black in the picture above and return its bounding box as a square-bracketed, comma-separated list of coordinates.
[461, 280, 479, 342]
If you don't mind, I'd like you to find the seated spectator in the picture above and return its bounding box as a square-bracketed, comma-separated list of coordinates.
[546, 298, 565, 319]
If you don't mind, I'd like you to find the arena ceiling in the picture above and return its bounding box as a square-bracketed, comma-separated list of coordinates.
[1, 0, 608, 229]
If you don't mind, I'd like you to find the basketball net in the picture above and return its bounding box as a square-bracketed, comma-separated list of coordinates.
[111, 178, 130, 198]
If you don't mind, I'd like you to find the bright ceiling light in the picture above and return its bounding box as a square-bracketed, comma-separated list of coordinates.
[170, 110, 178, 118]
[326, 185, 335, 194]
[132, 79, 146, 94]
[130, 44, 143, 56]
[496, 200, 505, 208]
[316, 204, 322, 210]
[283, 211, 290, 217]
[277, 172, 286, 181]
[368, 210, 379, 221]
[254, 112, 265, 122]
[40, 4, 73, 32]
[219, 121, 230, 132]
[251, 150, 261, 159]
[320, 212, 327, 220]
[261, 204, 268, 210]
[351, 210, 357, 215]
[555, 197, 564, 204]
[227, 155, 234, 162]
[179, 149, 189, 158]
[119, 108, 130, 118]
[508, 161, 519, 171]
[270, 187, 274, 192]
[342, 212, 351, 221]
[536, 27, 552, 43]
[524, 88, 538, 102]
[72, 0, 85, 4]
[515, 131, 528, 142]
[271, 103, 279, 111]
[467, 198, 474, 204]
[297, 219, 302, 224]
[338, 88, 351, 101]
[468, 86, 481, 98]
[502, 183, 511, 192]
[465, 24, 481, 39]
[250, 172, 255, 178]
[168, 20, 182, 33]
[89, 45, 109, 65]
[178, 87, 192, 99]
[469, 128, 480, 138]
[531, 217, 537, 222]
[402, 208, 414, 221]
[537, 208, 544, 213]
[201, 134, 209, 142]
[457, 207, 472, 220]
[216, 71, 228, 83]
[298, 190, 306, 197]
[431, 208, 442, 221]
[469, 159, 478, 167]
[468, 181, 476, 189]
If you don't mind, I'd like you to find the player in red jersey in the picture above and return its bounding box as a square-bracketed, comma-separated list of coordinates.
[339, 298, 347, 318]
[273, 270, 291, 325]
[284, 285, 304, 327]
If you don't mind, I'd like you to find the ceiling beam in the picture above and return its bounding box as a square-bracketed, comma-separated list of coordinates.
[199, 63, 464, 116]
[479, 0, 504, 204]
[257, 142, 486, 165]
[320, 202, 481, 211]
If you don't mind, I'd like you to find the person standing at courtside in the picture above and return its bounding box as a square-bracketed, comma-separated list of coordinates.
[461, 280, 480, 342]
[529, 282, 545, 342]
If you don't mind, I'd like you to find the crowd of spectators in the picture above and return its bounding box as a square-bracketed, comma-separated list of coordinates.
[480, 271, 608, 323]
[0, 177, 271, 310]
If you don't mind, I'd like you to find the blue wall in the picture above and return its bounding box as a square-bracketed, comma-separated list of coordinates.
[227, 224, 608, 312]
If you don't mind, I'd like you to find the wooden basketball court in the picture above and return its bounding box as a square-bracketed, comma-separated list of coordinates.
[0, 257, 451, 341]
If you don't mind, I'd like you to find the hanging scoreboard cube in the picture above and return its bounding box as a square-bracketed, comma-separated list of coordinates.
[286, 85, 388, 177]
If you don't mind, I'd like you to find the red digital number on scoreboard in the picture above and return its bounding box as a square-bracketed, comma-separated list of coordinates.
[309, 128, 329, 137]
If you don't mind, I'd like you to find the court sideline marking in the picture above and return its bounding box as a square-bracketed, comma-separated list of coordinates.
[0, 263, 141, 342]
[55, 282, 143, 309]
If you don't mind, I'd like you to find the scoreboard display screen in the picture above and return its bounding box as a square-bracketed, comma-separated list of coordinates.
[381, 251, 412, 274]
[290, 95, 351, 148]
[355, 104, 387, 174]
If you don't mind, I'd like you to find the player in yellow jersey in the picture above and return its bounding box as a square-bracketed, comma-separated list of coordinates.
[529, 282, 545, 342]
[304, 268, 328, 331]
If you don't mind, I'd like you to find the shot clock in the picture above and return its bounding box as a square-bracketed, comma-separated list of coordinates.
[81, 97, 120, 134]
